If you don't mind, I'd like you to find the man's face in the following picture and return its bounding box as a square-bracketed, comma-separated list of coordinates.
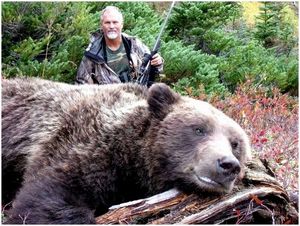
[101, 10, 123, 40]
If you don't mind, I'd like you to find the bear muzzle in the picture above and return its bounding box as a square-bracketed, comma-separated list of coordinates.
[217, 156, 241, 178]
[192, 156, 241, 193]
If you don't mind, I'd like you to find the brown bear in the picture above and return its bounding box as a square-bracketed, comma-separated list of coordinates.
[2, 77, 251, 224]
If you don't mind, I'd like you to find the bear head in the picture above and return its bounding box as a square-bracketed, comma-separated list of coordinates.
[147, 83, 251, 193]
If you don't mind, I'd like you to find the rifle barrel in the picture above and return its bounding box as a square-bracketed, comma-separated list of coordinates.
[152, 1, 176, 52]
[137, 1, 176, 86]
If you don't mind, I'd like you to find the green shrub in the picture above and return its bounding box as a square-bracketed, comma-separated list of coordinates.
[161, 40, 227, 96]
[2, 2, 97, 82]
[218, 39, 298, 94]
[167, 2, 241, 48]
[1, 2, 298, 96]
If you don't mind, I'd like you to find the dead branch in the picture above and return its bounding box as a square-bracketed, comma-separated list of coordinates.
[95, 159, 298, 224]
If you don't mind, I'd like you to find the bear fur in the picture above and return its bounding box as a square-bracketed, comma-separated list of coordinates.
[2, 77, 251, 224]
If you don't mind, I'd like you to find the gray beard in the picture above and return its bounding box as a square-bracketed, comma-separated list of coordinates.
[107, 32, 118, 40]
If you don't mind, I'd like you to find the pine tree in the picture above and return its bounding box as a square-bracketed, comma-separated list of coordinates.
[167, 2, 241, 52]
[254, 2, 284, 47]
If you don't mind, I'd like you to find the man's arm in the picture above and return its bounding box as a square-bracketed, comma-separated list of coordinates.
[136, 38, 164, 86]
[135, 38, 164, 71]
[75, 56, 95, 85]
[134, 37, 164, 78]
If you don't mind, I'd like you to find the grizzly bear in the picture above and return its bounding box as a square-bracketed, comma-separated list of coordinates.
[2, 77, 251, 224]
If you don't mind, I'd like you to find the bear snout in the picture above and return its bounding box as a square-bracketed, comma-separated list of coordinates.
[217, 156, 241, 178]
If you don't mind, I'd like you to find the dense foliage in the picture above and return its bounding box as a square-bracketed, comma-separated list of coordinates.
[2, 2, 100, 83]
[167, 2, 298, 96]
[2, 2, 298, 95]
[1, 1, 298, 191]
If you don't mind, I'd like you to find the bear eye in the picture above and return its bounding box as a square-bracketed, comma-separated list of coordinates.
[195, 127, 206, 136]
[231, 141, 239, 149]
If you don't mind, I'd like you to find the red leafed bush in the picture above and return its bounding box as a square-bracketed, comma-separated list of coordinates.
[195, 80, 298, 191]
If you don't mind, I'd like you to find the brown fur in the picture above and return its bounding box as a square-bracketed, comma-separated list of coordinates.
[2, 78, 251, 224]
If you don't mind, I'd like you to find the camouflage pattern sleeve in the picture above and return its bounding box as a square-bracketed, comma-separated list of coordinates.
[135, 37, 163, 73]
[129, 36, 163, 79]
[75, 56, 95, 84]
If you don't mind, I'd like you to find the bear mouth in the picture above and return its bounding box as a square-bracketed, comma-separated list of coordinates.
[194, 173, 235, 192]
[195, 174, 221, 187]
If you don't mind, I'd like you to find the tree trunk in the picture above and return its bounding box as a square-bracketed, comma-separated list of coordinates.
[95, 159, 298, 224]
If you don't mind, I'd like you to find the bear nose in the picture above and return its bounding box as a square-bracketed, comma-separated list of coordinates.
[217, 156, 241, 176]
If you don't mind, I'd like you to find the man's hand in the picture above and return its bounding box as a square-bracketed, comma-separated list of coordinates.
[150, 53, 164, 66]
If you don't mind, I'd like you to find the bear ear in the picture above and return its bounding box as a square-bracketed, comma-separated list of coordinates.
[147, 83, 180, 119]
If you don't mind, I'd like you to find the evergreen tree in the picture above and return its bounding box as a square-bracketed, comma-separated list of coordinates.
[1, 2, 298, 95]
[254, 2, 284, 47]
[167, 2, 241, 52]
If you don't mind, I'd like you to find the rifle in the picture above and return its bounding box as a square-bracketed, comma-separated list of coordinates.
[136, 1, 176, 86]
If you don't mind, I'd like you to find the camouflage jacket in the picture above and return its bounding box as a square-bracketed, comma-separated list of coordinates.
[75, 31, 163, 85]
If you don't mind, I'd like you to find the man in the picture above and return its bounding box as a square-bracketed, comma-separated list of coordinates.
[75, 6, 164, 86]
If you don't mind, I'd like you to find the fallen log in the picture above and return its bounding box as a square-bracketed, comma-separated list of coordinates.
[96, 159, 298, 224]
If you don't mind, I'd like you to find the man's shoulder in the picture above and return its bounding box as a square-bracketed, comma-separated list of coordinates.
[90, 30, 103, 42]
[122, 33, 138, 41]
[122, 33, 147, 49]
